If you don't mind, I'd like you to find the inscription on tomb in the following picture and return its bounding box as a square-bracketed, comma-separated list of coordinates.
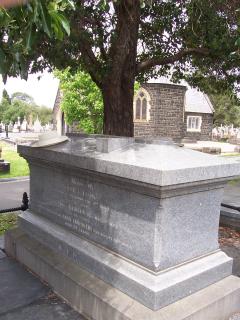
[31, 171, 142, 254]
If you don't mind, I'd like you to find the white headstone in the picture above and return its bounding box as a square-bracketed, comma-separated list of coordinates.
[21, 117, 28, 131]
[12, 122, 19, 133]
[33, 116, 43, 133]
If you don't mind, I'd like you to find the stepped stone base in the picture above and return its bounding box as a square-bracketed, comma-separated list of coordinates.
[17, 211, 233, 310]
[5, 228, 240, 320]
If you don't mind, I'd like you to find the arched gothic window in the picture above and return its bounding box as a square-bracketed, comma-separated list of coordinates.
[134, 88, 151, 122]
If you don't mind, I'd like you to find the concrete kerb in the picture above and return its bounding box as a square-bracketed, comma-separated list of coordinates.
[0, 137, 14, 143]
[0, 176, 29, 183]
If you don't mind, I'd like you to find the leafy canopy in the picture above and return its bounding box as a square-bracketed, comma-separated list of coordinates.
[0, 0, 240, 93]
[210, 92, 240, 127]
[55, 68, 103, 134]
[0, 90, 52, 124]
[0, 0, 72, 81]
[55, 68, 141, 134]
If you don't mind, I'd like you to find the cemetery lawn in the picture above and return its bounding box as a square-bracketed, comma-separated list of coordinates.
[222, 153, 240, 157]
[0, 213, 18, 235]
[0, 141, 29, 179]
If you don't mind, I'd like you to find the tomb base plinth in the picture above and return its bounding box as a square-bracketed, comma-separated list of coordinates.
[16, 211, 233, 311]
[5, 228, 240, 320]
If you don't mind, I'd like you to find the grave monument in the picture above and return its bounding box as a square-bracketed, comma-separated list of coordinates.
[8, 121, 13, 132]
[12, 121, 19, 133]
[33, 116, 42, 133]
[20, 116, 28, 132]
[5, 135, 240, 320]
[0, 146, 10, 173]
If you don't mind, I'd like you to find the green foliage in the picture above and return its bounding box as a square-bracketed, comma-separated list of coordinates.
[0, 0, 73, 82]
[0, 90, 52, 124]
[210, 92, 240, 127]
[36, 106, 53, 124]
[0, 92, 9, 121]
[2, 88, 10, 103]
[11, 92, 34, 105]
[134, 82, 141, 94]
[55, 68, 103, 134]
[0, 1, 240, 135]
[0, 1, 239, 92]
[0, 213, 18, 235]
[235, 8, 240, 52]
[55, 68, 143, 132]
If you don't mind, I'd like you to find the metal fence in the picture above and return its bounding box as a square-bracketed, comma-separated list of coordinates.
[221, 202, 240, 213]
[0, 192, 29, 214]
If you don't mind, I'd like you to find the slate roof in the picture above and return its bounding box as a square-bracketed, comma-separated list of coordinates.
[185, 88, 214, 114]
[148, 77, 215, 114]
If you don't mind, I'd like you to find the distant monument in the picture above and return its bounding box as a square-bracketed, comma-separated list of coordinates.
[44, 123, 52, 131]
[28, 113, 33, 131]
[8, 121, 13, 132]
[0, 146, 10, 173]
[0, 122, 3, 133]
[20, 117, 28, 132]
[17, 116, 21, 131]
[33, 116, 42, 133]
[12, 121, 19, 133]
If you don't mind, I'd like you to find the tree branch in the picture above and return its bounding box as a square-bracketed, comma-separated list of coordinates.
[74, 18, 103, 88]
[80, 16, 108, 61]
[95, 18, 108, 62]
[136, 48, 210, 74]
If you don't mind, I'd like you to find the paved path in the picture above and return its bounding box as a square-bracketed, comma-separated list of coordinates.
[0, 179, 29, 211]
[0, 247, 85, 320]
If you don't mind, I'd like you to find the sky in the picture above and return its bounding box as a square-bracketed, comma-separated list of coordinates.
[0, 71, 59, 109]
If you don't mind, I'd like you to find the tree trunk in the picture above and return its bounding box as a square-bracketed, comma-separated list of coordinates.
[101, 0, 140, 137]
[102, 77, 135, 137]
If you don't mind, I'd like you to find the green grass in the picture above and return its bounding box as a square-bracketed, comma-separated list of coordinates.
[221, 153, 240, 157]
[0, 141, 29, 179]
[228, 178, 240, 186]
[0, 213, 18, 235]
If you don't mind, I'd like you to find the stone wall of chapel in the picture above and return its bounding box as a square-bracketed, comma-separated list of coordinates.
[134, 83, 187, 140]
[184, 112, 213, 141]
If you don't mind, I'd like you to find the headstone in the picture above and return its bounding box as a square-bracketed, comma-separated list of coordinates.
[0, 159, 10, 172]
[6, 135, 240, 320]
[33, 116, 42, 133]
[8, 121, 13, 132]
[28, 113, 33, 130]
[17, 116, 21, 132]
[5, 124, 8, 138]
[12, 122, 19, 133]
[0, 122, 5, 132]
[0, 145, 10, 172]
[20, 117, 28, 131]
